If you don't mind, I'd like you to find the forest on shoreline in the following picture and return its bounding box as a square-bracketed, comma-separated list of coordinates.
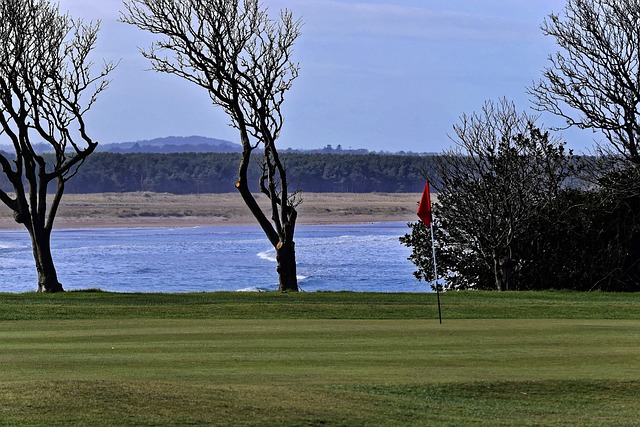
[9, 152, 436, 194]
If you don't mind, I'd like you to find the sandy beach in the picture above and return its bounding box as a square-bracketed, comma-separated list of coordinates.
[0, 192, 421, 229]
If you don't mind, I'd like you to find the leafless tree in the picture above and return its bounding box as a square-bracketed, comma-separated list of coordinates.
[0, 0, 114, 292]
[529, 0, 640, 165]
[121, 0, 302, 291]
[423, 99, 571, 291]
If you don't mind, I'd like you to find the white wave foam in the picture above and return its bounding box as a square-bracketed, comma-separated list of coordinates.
[297, 275, 309, 281]
[0, 242, 17, 250]
[236, 286, 269, 292]
[257, 249, 277, 262]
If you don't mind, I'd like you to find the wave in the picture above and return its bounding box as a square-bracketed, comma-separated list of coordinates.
[0, 241, 25, 250]
[236, 286, 271, 292]
[257, 249, 277, 262]
[0, 222, 417, 293]
[236, 277, 308, 293]
[299, 234, 400, 248]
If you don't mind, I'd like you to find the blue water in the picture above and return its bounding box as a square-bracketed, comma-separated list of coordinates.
[0, 222, 427, 293]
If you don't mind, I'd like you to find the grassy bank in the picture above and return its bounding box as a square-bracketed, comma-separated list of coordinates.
[1, 291, 639, 426]
[0, 290, 639, 320]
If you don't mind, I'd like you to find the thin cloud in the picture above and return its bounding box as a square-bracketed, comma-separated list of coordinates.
[292, 0, 531, 42]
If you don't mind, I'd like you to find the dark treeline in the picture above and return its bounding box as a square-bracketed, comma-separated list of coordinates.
[38, 152, 435, 194]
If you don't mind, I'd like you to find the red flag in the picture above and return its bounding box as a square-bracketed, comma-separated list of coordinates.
[417, 182, 432, 227]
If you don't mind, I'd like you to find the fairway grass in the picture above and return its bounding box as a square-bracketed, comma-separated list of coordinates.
[1, 292, 639, 426]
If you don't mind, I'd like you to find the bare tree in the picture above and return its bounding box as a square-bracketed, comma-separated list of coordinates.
[529, 0, 640, 164]
[402, 99, 573, 291]
[0, 0, 114, 292]
[122, 0, 302, 291]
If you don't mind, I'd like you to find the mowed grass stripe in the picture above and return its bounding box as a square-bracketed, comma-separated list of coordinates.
[2, 319, 640, 384]
[1, 319, 640, 425]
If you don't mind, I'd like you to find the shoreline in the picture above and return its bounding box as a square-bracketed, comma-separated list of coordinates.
[0, 192, 421, 230]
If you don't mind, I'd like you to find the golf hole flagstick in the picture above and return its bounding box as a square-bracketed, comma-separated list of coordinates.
[417, 182, 442, 324]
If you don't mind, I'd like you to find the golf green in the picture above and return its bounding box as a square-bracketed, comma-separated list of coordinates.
[1, 313, 639, 425]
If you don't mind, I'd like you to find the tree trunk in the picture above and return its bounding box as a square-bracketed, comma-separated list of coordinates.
[276, 240, 298, 291]
[493, 251, 502, 291]
[30, 228, 63, 293]
[501, 257, 512, 291]
[493, 250, 512, 292]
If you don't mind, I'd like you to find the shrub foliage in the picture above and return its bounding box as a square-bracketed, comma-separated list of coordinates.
[401, 100, 640, 292]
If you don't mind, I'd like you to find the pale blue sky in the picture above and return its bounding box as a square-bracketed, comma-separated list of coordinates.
[57, 0, 594, 153]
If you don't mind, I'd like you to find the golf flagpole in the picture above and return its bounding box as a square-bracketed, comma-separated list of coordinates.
[417, 182, 442, 324]
[430, 220, 442, 324]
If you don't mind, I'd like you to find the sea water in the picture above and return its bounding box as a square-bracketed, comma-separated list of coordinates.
[0, 222, 427, 293]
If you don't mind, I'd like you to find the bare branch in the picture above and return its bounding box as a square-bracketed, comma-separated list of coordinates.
[0, 0, 113, 292]
[529, 0, 640, 164]
[434, 99, 574, 290]
[123, 0, 302, 290]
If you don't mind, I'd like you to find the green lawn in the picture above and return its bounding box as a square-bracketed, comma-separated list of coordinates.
[0, 291, 639, 426]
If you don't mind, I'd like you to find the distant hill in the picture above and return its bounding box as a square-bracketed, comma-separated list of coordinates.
[97, 136, 243, 153]
[0, 136, 431, 156]
[100, 138, 381, 155]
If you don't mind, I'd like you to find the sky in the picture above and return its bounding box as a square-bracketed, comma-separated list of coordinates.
[55, 0, 594, 153]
